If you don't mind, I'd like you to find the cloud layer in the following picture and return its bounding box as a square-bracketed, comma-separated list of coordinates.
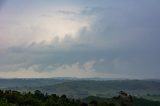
[0, 0, 160, 79]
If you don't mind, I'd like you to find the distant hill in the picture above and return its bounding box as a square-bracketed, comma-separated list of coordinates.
[0, 78, 67, 88]
[36, 80, 160, 98]
[0, 78, 160, 98]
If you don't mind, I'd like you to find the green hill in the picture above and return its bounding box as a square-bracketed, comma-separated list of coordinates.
[1, 79, 160, 99]
[34, 80, 160, 98]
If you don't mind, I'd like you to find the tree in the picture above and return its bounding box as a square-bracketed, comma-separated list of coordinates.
[34, 90, 44, 99]
[81, 102, 88, 106]
[89, 100, 98, 106]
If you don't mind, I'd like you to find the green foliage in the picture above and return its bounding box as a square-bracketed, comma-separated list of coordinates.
[0, 90, 160, 106]
[0, 90, 81, 106]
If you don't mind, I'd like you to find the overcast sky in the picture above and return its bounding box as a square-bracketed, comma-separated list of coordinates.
[0, 0, 160, 79]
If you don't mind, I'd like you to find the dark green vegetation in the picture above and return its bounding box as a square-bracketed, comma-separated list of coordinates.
[0, 90, 160, 106]
[0, 90, 81, 106]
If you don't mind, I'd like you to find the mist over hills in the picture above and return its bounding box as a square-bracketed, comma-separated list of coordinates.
[0, 78, 160, 98]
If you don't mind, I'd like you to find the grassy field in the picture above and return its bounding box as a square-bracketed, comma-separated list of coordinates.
[143, 95, 160, 101]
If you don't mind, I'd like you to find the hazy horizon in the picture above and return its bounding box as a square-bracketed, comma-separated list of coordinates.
[0, 0, 160, 79]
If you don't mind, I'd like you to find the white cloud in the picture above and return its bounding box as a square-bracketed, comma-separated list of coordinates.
[0, 3, 90, 50]
[0, 60, 124, 78]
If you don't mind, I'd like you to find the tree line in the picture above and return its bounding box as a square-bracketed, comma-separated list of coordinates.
[0, 90, 160, 106]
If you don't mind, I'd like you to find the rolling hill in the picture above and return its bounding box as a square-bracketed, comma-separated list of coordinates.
[2, 79, 159, 98]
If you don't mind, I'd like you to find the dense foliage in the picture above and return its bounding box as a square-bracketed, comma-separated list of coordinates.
[0, 90, 160, 106]
[0, 90, 82, 106]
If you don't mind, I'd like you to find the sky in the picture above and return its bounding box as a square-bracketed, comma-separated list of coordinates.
[0, 0, 160, 79]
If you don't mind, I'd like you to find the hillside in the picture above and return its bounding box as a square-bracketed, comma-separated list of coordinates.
[37, 80, 160, 98]
[2, 79, 159, 98]
[0, 78, 68, 88]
